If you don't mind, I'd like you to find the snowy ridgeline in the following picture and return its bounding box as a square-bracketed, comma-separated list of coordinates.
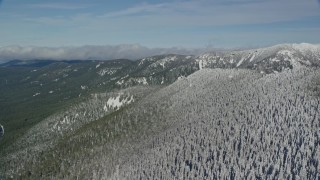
[196, 43, 320, 74]
[1, 68, 320, 179]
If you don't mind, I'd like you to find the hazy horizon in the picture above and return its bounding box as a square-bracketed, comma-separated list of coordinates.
[0, 0, 319, 49]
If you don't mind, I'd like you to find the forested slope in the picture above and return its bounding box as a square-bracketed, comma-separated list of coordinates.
[1, 43, 320, 179]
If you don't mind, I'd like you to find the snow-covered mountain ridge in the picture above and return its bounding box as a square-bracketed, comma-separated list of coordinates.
[197, 43, 320, 73]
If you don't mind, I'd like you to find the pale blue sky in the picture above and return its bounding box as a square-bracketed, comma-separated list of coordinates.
[0, 0, 320, 48]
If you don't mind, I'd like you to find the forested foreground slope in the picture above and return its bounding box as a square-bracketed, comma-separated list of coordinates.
[1, 66, 319, 179]
[112, 68, 320, 180]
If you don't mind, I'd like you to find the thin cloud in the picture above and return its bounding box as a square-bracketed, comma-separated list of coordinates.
[29, 3, 92, 10]
[24, 16, 67, 25]
[100, 3, 167, 18]
[23, 0, 320, 27]
[99, 0, 319, 25]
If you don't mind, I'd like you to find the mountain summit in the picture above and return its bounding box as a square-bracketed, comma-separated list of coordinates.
[197, 43, 320, 73]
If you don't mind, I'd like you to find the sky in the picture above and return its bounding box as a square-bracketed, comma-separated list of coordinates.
[0, 0, 320, 60]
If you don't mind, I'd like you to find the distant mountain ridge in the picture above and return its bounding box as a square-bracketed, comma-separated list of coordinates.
[197, 43, 320, 73]
[2, 43, 320, 73]
[0, 59, 94, 68]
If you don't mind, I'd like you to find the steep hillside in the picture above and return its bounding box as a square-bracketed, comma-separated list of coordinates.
[0, 56, 195, 151]
[1, 67, 319, 179]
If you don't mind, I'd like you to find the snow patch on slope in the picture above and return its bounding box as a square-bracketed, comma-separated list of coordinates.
[278, 50, 300, 67]
[81, 85, 88, 90]
[199, 59, 203, 70]
[236, 57, 245, 67]
[104, 94, 134, 111]
[150, 56, 178, 68]
[33, 92, 40, 97]
[136, 77, 148, 85]
[98, 68, 117, 76]
[249, 53, 256, 62]
[116, 80, 125, 85]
